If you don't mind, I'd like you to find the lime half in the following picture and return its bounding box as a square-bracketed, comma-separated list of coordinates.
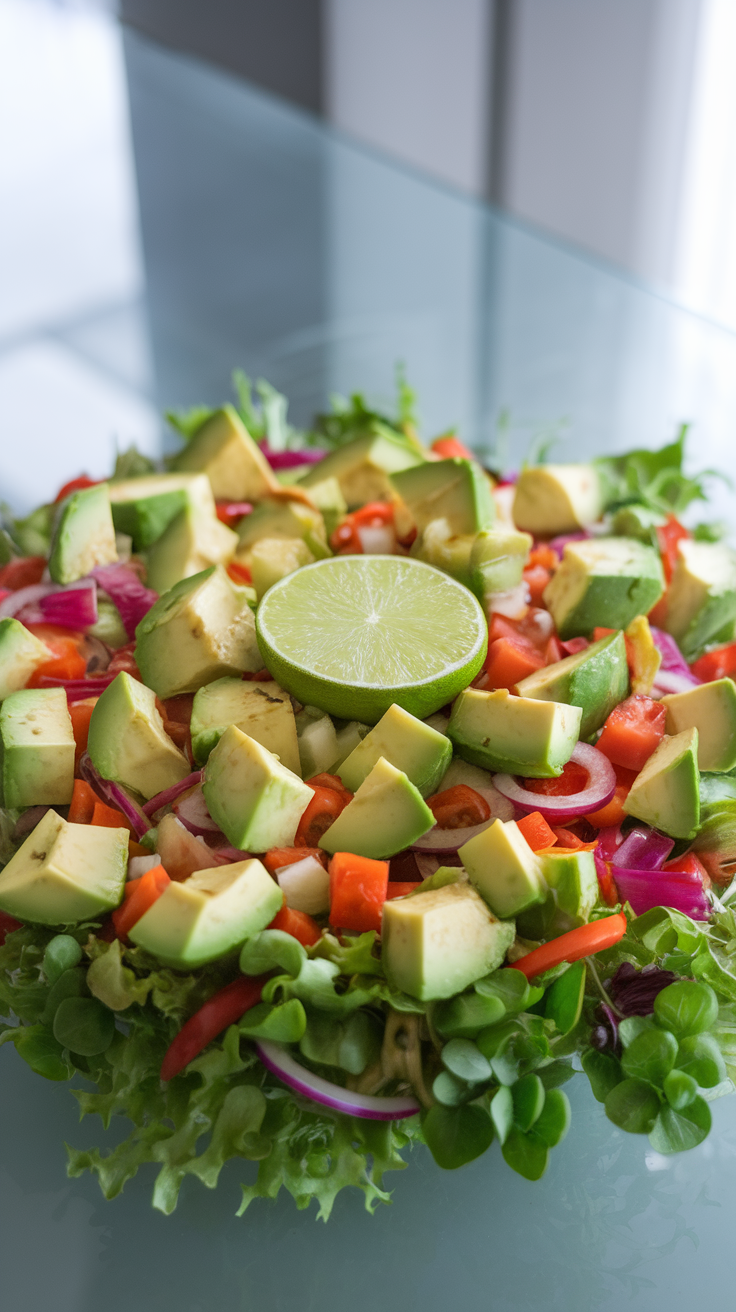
[256, 555, 487, 723]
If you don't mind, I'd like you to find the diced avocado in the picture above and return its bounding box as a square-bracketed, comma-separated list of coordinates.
[664, 540, 736, 660]
[543, 538, 664, 639]
[661, 679, 736, 773]
[448, 688, 581, 777]
[236, 499, 329, 560]
[129, 858, 283, 969]
[170, 405, 280, 501]
[319, 756, 434, 858]
[134, 565, 262, 698]
[107, 473, 217, 550]
[469, 526, 533, 608]
[516, 631, 629, 738]
[248, 537, 314, 600]
[87, 672, 189, 801]
[298, 425, 425, 508]
[145, 505, 238, 595]
[88, 595, 128, 648]
[191, 676, 300, 773]
[382, 882, 515, 1001]
[411, 518, 474, 589]
[337, 703, 451, 797]
[623, 728, 700, 839]
[302, 477, 347, 538]
[0, 688, 75, 807]
[297, 713, 339, 777]
[513, 464, 603, 535]
[48, 484, 118, 584]
[391, 458, 495, 537]
[0, 618, 52, 701]
[517, 849, 598, 937]
[459, 819, 547, 919]
[0, 809, 127, 924]
[202, 725, 313, 850]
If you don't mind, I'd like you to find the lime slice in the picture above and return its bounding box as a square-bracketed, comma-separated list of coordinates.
[256, 555, 487, 723]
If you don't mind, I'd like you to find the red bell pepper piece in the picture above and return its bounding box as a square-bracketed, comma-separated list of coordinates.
[68, 778, 97, 825]
[656, 515, 689, 585]
[329, 852, 389, 932]
[268, 904, 322, 946]
[595, 695, 666, 772]
[516, 811, 557, 851]
[485, 635, 545, 689]
[691, 642, 736, 682]
[0, 911, 23, 945]
[112, 865, 170, 939]
[510, 912, 627, 979]
[54, 475, 100, 503]
[160, 973, 269, 1081]
[431, 435, 474, 460]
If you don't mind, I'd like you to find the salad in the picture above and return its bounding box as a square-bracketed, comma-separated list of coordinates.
[2, 376, 736, 1222]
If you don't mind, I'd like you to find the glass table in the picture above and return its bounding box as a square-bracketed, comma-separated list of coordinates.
[3, 14, 736, 1311]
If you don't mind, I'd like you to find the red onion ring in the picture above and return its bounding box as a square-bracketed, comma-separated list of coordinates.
[492, 742, 616, 822]
[142, 771, 203, 817]
[78, 753, 152, 838]
[173, 785, 221, 835]
[255, 1040, 420, 1120]
[411, 786, 515, 854]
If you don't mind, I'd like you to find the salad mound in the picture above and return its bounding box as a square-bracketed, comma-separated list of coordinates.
[2, 375, 736, 1219]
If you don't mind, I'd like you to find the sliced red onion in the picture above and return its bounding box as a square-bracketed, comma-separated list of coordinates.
[493, 742, 616, 822]
[255, 1040, 420, 1120]
[207, 844, 251, 863]
[173, 785, 220, 835]
[78, 753, 151, 838]
[142, 770, 203, 817]
[611, 866, 710, 920]
[650, 627, 694, 676]
[612, 826, 674, 871]
[548, 531, 590, 560]
[260, 445, 325, 469]
[40, 579, 98, 628]
[39, 674, 116, 701]
[0, 583, 56, 618]
[412, 786, 515, 853]
[651, 669, 701, 696]
[596, 824, 623, 861]
[91, 564, 158, 639]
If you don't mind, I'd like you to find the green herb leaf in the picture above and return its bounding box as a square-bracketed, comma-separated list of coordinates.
[581, 1048, 624, 1102]
[531, 1088, 571, 1147]
[53, 997, 115, 1057]
[605, 1078, 661, 1134]
[441, 1039, 492, 1084]
[663, 1068, 698, 1111]
[432, 1071, 472, 1106]
[490, 1085, 514, 1144]
[239, 999, 307, 1043]
[654, 980, 719, 1038]
[42, 936, 83, 986]
[239, 929, 306, 979]
[434, 991, 506, 1039]
[618, 1015, 656, 1047]
[299, 1009, 382, 1075]
[501, 1127, 549, 1180]
[512, 1073, 545, 1132]
[474, 967, 535, 1014]
[422, 1104, 494, 1170]
[545, 959, 586, 1035]
[621, 1028, 678, 1086]
[676, 1032, 727, 1088]
[13, 1024, 72, 1081]
[648, 1095, 711, 1154]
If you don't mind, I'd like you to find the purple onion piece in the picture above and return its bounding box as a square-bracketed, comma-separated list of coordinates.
[78, 753, 151, 838]
[650, 627, 698, 677]
[40, 580, 98, 629]
[39, 675, 116, 701]
[173, 787, 221, 835]
[548, 530, 591, 560]
[611, 865, 710, 920]
[0, 583, 56, 618]
[91, 565, 158, 639]
[142, 770, 203, 817]
[259, 445, 326, 469]
[612, 826, 674, 871]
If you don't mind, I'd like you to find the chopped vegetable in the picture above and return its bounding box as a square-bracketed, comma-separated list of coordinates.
[426, 785, 490, 829]
[511, 912, 628, 979]
[595, 695, 666, 772]
[329, 851, 389, 932]
[111, 864, 170, 939]
[160, 974, 269, 1081]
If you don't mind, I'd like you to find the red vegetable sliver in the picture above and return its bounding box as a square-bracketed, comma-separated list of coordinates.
[510, 912, 628, 979]
[268, 905, 322, 947]
[329, 852, 389, 933]
[160, 974, 269, 1081]
[112, 865, 170, 939]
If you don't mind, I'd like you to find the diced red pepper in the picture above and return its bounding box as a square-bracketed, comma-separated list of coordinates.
[0, 910, 23, 944]
[295, 784, 351, 846]
[596, 695, 666, 772]
[160, 973, 268, 1081]
[68, 778, 97, 824]
[385, 882, 422, 899]
[516, 811, 557, 851]
[0, 556, 47, 590]
[268, 904, 322, 947]
[263, 846, 328, 875]
[227, 560, 253, 586]
[528, 544, 558, 571]
[91, 799, 130, 830]
[329, 851, 389, 932]
[304, 772, 353, 803]
[584, 764, 638, 828]
[430, 435, 474, 460]
[596, 861, 619, 908]
[662, 852, 709, 884]
[691, 642, 736, 682]
[54, 475, 100, 503]
[426, 784, 490, 829]
[25, 629, 87, 686]
[353, 502, 394, 527]
[111, 864, 170, 939]
[69, 698, 97, 772]
[657, 515, 689, 585]
[522, 759, 590, 798]
[486, 635, 545, 689]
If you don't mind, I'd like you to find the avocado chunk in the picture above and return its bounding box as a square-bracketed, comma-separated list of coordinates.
[87, 672, 190, 801]
[319, 756, 434, 858]
[134, 565, 262, 698]
[513, 464, 603, 535]
[48, 483, 118, 584]
[0, 688, 75, 807]
[623, 728, 700, 839]
[382, 881, 515, 1000]
[516, 631, 629, 738]
[191, 676, 300, 773]
[145, 505, 238, 595]
[543, 538, 664, 639]
[517, 849, 598, 937]
[302, 476, 347, 538]
[0, 809, 127, 924]
[391, 458, 495, 537]
[129, 858, 283, 969]
[107, 473, 217, 550]
[298, 425, 425, 508]
[337, 702, 451, 797]
[202, 725, 313, 850]
[664, 540, 736, 660]
[236, 498, 329, 559]
[469, 526, 532, 608]
[411, 518, 475, 588]
[247, 537, 314, 600]
[448, 687, 581, 777]
[297, 712, 339, 778]
[459, 819, 547, 919]
[661, 679, 736, 773]
[0, 618, 52, 701]
[170, 405, 281, 501]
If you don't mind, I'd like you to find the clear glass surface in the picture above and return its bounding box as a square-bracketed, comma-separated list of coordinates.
[3, 16, 736, 1309]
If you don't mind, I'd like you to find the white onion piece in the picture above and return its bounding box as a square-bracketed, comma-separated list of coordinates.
[411, 785, 514, 853]
[357, 524, 396, 554]
[127, 854, 161, 881]
[492, 742, 616, 821]
[276, 856, 330, 915]
[487, 581, 530, 618]
[173, 785, 221, 834]
[255, 1040, 420, 1121]
[651, 669, 701, 696]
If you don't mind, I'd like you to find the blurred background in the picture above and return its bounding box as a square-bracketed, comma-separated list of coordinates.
[3, 0, 736, 512]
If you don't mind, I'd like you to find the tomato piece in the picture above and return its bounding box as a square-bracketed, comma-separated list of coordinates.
[596, 695, 666, 772]
[516, 811, 557, 851]
[0, 556, 47, 590]
[662, 852, 708, 882]
[112, 865, 170, 939]
[69, 698, 97, 771]
[305, 773, 353, 802]
[263, 846, 328, 875]
[426, 785, 490, 829]
[268, 904, 322, 946]
[68, 778, 97, 824]
[523, 563, 551, 607]
[329, 851, 389, 932]
[294, 786, 349, 846]
[160, 973, 269, 1081]
[54, 475, 100, 503]
[227, 560, 253, 585]
[25, 632, 87, 686]
[544, 635, 563, 664]
[584, 764, 637, 827]
[656, 515, 689, 585]
[330, 517, 362, 554]
[691, 642, 736, 682]
[523, 760, 589, 798]
[105, 643, 142, 680]
[486, 635, 545, 689]
[385, 882, 422, 899]
[528, 544, 558, 571]
[352, 501, 394, 527]
[216, 501, 252, 528]
[430, 435, 474, 460]
[510, 912, 627, 979]
[0, 910, 23, 944]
